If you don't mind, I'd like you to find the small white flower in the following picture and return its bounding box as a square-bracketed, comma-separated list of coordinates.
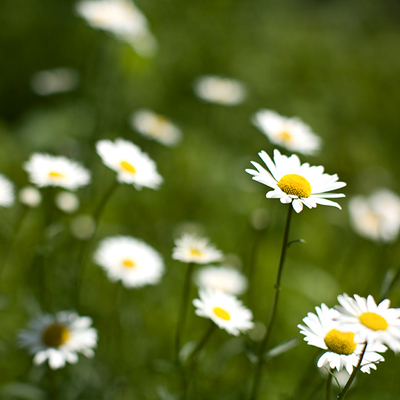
[172, 233, 223, 264]
[252, 109, 321, 155]
[335, 294, 400, 353]
[30, 68, 79, 96]
[19, 186, 42, 208]
[193, 289, 254, 336]
[96, 138, 163, 190]
[195, 265, 248, 296]
[94, 236, 164, 288]
[0, 174, 15, 207]
[24, 153, 91, 190]
[130, 109, 182, 147]
[193, 75, 246, 106]
[18, 311, 97, 370]
[246, 149, 346, 213]
[76, 0, 157, 57]
[55, 191, 80, 213]
[298, 304, 386, 374]
[349, 189, 400, 243]
[70, 214, 96, 240]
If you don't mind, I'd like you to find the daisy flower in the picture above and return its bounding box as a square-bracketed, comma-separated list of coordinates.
[0, 174, 15, 207]
[55, 191, 80, 213]
[193, 289, 254, 336]
[172, 233, 223, 264]
[193, 75, 246, 106]
[23, 153, 91, 190]
[335, 294, 400, 353]
[349, 189, 400, 243]
[19, 186, 42, 208]
[252, 109, 321, 155]
[96, 138, 163, 190]
[298, 304, 386, 374]
[130, 109, 182, 147]
[18, 311, 97, 370]
[246, 149, 346, 213]
[94, 236, 164, 288]
[194, 265, 248, 296]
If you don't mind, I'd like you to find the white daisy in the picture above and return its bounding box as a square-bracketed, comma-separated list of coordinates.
[18, 311, 97, 370]
[0, 174, 15, 207]
[30, 68, 79, 96]
[96, 138, 163, 190]
[76, 0, 157, 57]
[130, 109, 182, 147]
[252, 109, 321, 155]
[194, 265, 248, 296]
[23, 153, 91, 190]
[335, 294, 400, 353]
[19, 186, 42, 208]
[349, 189, 400, 243]
[193, 75, 246, 106]
[193, 289, 254, 336]
[172, 233, 223, 264]
[93, 236, 164, 288]
[298, 304, 386, 374]
[246, 149, 346, 213]
[55, 191, 80, 213]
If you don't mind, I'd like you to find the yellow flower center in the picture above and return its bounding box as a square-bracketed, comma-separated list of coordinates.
[48, 171, 65, 179]
[42, 323, 71, 348]
[324, 329, 357, 355]
[213, 307, 231, 321]
[359, 312, 388, 331]
[122, 259, 135, 268]
[190, 248, 202, 257]
[278, 131, 292, 142]
[277, 174, 311, 198]
[120, 161, 136, 174]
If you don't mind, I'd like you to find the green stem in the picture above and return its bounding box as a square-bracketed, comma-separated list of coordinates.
[337, 343, 367, 400]
[326, 369, 333, 400]
[249, 205, 293, 400]
[380, 264, 400, 301]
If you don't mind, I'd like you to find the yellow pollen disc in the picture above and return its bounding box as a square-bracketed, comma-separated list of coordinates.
[42, 323, 70, 348]
[359, 312, 388, 331]
[278, 131, 292, 142]
[190, 248, 203, 257]
[277, 174, 311, 198]
[324, 329, 357, 355]
[213, 307, 231, 321]
[48, 171, 65, 178]
[120, 161, 136, 174]
[122, 259, 135, 268]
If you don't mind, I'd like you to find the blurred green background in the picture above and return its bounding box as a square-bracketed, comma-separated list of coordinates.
[1, 0, 400, 399]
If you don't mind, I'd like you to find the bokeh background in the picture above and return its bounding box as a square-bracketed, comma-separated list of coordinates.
[1, 0, 400, 399]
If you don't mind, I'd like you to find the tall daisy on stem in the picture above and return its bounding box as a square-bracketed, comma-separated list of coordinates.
[245, 149, 346, 400]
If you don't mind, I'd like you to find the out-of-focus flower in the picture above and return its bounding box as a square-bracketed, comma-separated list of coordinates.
[246, 149, 346, 213]
[298, 303, 386, 374]
[24, 154, 91, 190]
[193, 289, 254, 336]
[335, 294, 400, 353]
[55, 191, 80, 213]
[193, 75, 246, 106]
[18, 311, 97, 370]
[70, 214, 96, 240]
[96, 138, 162, 190]
[130, 109, 182, 147]
[30, 68, 79, 96]
[172, 233, 223, 264]
[19, 186, 42, 208]
[252, 109, 321, 155]
[76, 0, 157, 57]
[349, 189, 400, 243]
[0, 174, 15, 207]
[194, 265, 248, 296]
[94, 236, 164, 288]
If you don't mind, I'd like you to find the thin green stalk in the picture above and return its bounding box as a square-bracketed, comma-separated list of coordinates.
[380, 264, 400, 301]
[337, 343, 367, 400]
[249, 205, 293, 400]
[326, 369, 333, 400]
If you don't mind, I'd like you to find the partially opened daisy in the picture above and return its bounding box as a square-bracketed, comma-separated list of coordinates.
[94, 236, 164, 288]
[18, 311, 97, 370]
[246, 149, 346, 213]
[96, 138, 163, 190]
[24, 153, 91, 190]
[252, 109, 321, 155]
[193, 289, 254, 336]
[0, 174, 15, 207]
[172, 233, 223, 264]
[298, 303, 386, 374]
[335, 294, 400, 353]
[130, 109, 182, 147]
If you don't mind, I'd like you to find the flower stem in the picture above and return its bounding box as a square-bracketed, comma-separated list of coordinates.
[337, 343, 367, 400]
[326, 369, 333, 400]
[249, 205, 293, 400]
